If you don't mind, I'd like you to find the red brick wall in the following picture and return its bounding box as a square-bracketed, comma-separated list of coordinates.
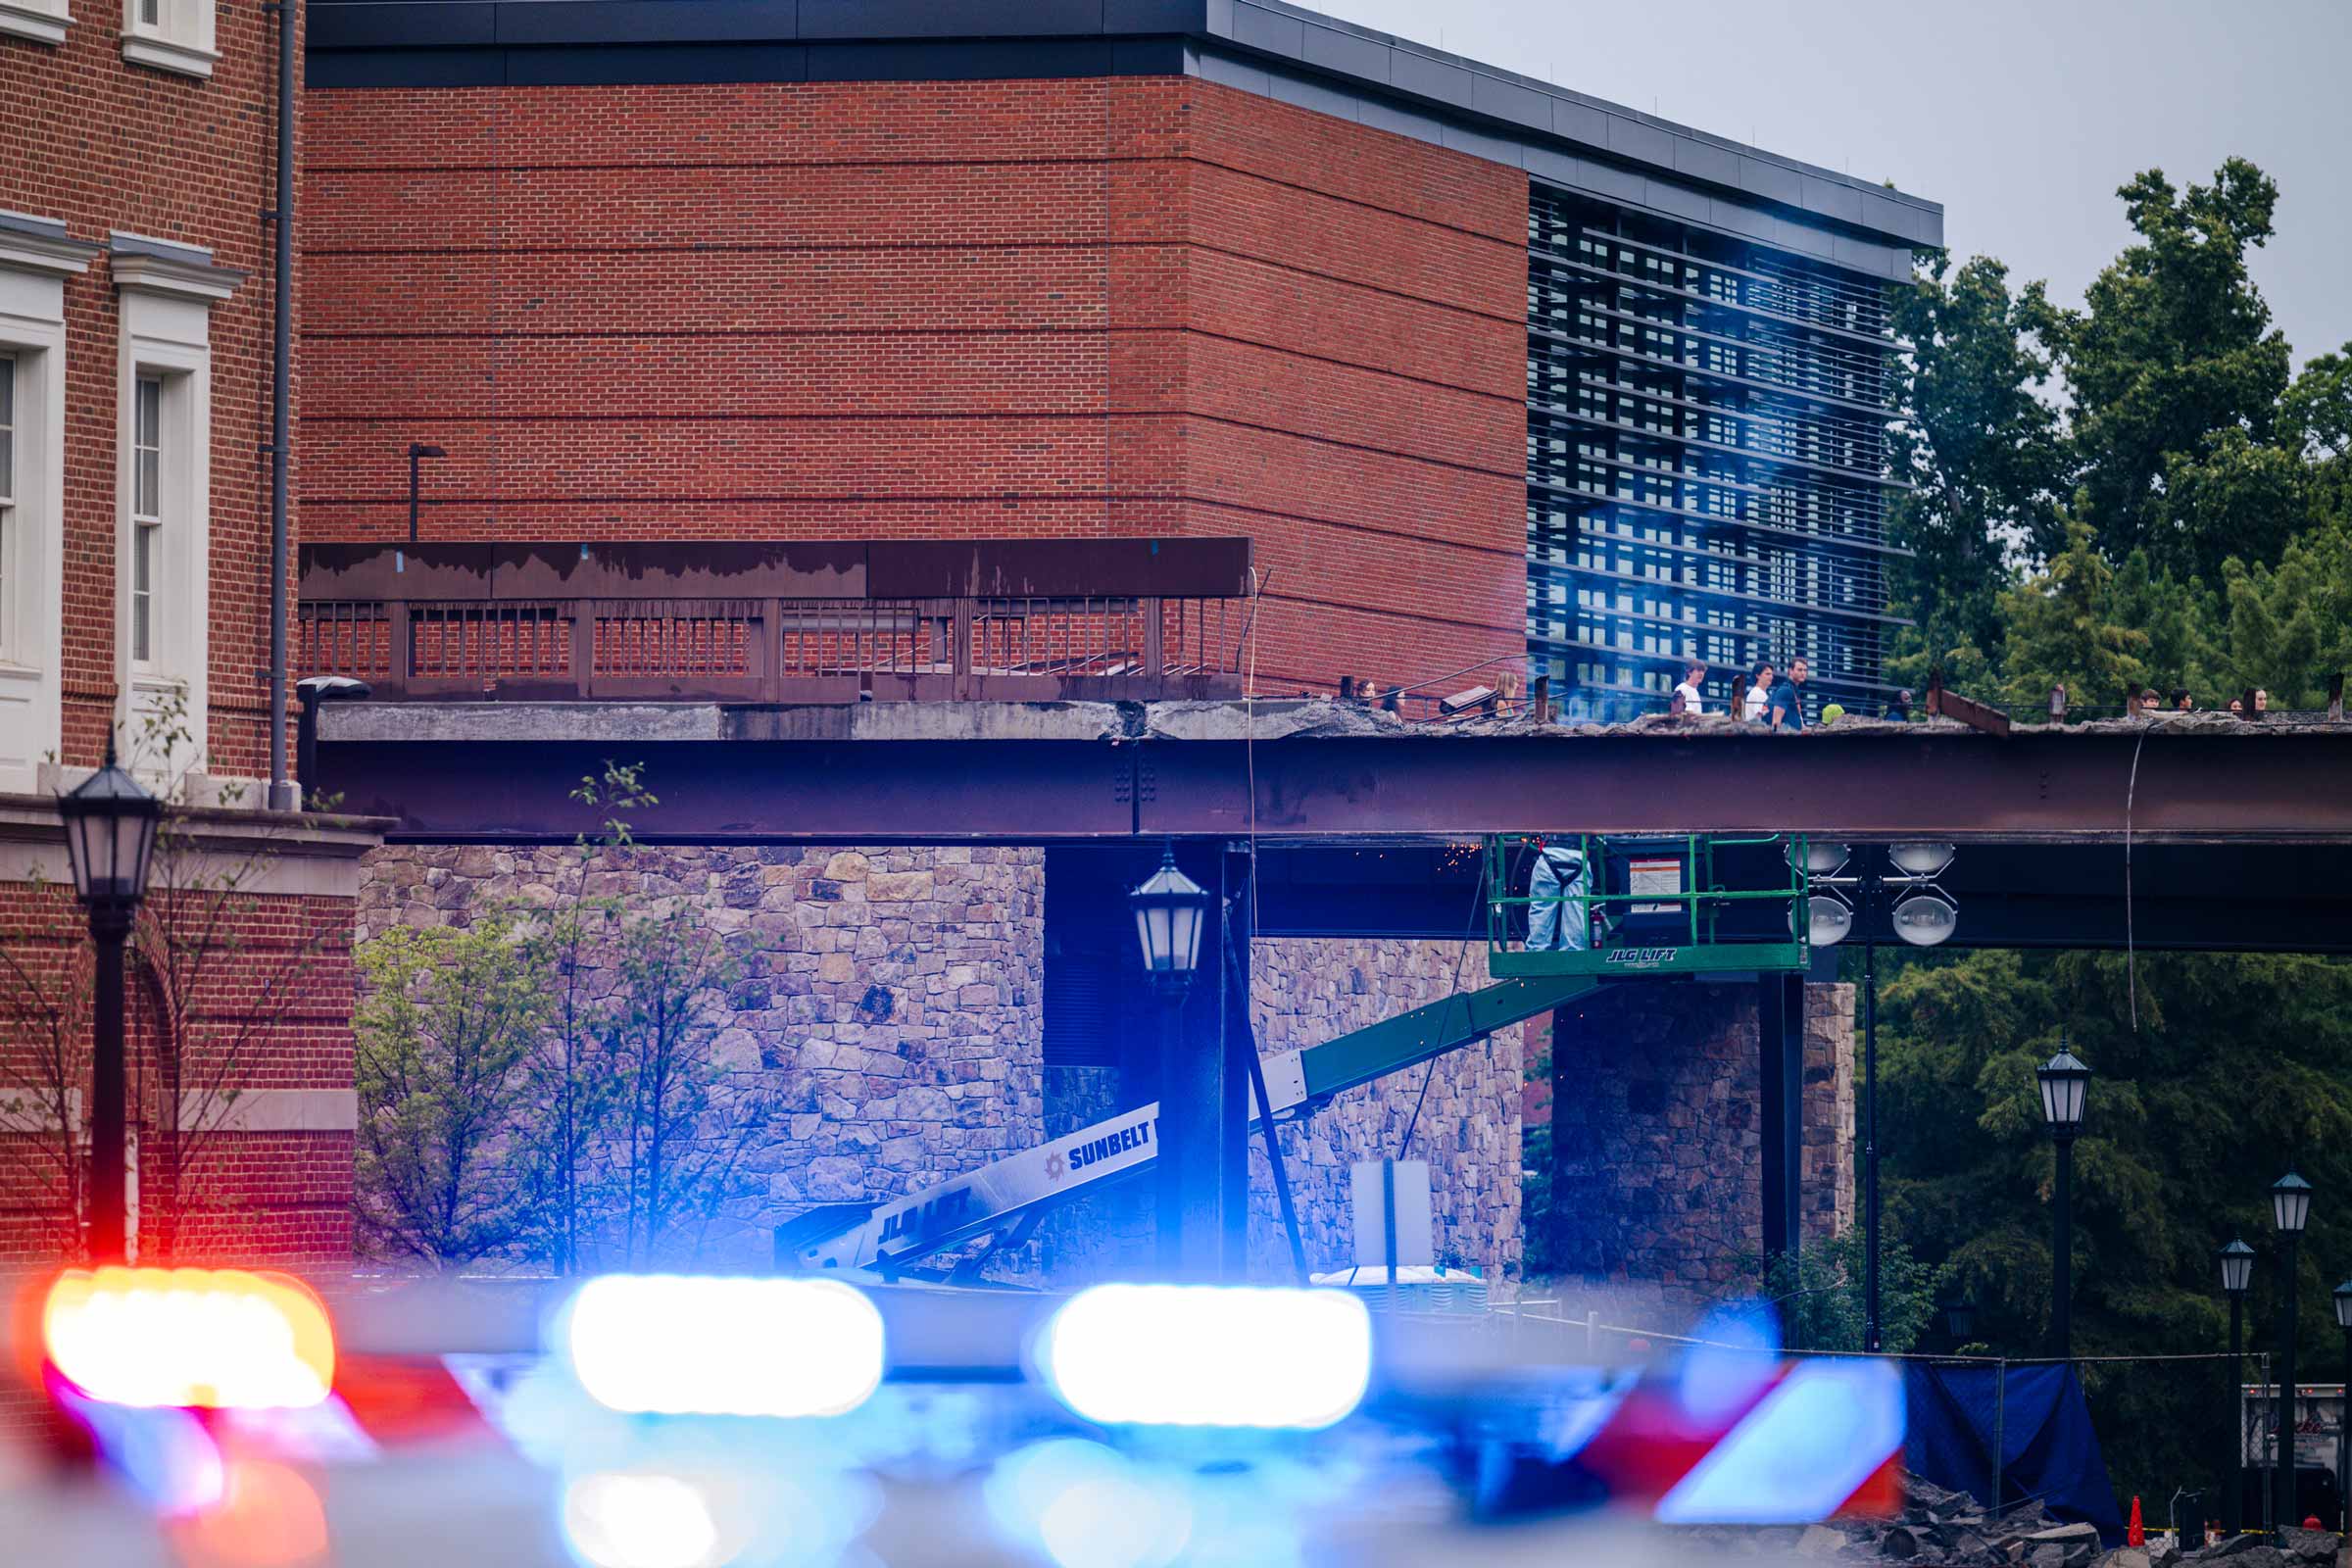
[0, 875, 356, 1270]
[301, 75, 1528, 693]
[0, 0, 299, 778]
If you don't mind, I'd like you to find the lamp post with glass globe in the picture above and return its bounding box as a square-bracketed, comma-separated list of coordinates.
[2332, 1281, 2352, 1530]
[1130, 848, 1212, 1278]
[54, 739, 162, 1264]
[2270, 1171, 2312, 1541]
[2317, 1280, 2352, 1533]
[2221, 1238, 2255, 1539]
[2035, 1048, 2090, 1359]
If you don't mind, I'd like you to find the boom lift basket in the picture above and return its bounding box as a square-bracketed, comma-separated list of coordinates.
[1485, 832, 1813, 977]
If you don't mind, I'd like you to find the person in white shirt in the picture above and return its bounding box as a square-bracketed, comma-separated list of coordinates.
[1672, 660, 1707, 715]
[1740, 660, 1774, 722]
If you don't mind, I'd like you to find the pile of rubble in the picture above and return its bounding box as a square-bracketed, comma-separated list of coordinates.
[1680, 1477, 2343, 1568]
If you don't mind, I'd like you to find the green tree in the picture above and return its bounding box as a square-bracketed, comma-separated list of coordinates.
[354, 916, 550, 1268]
[2056, 159, 2300, 579]
[2103, 550, 2217, 699]
[1879, 948, 2352, 1504]
[2285, 348, 2352, 530]
[601, 896, 767, 1271]
[1995, 520, 2151, 710]
[2212, 523, 2352, 708]
[1888, 251, 2070, 664]
[513, 761, 653, 1274]
[1748, 1231, 1946, 1356]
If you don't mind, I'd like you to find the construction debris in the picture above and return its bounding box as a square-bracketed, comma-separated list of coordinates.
[1675, 1475, 2342, 1567]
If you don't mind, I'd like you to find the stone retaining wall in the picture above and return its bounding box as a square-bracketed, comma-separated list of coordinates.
[358, 843, 1847, 1298]
[359, 842, 1046, 1269]
[1248, 937, 1526, 1284]
[1536, 980, 1855, 1313]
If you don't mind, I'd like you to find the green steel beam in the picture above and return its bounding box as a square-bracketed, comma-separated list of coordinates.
[1488, 941, 1812, 979]
[1295, 972, 1612, 1102]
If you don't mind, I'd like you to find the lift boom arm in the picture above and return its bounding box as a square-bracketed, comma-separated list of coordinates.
[787, 970, 1612, 1279]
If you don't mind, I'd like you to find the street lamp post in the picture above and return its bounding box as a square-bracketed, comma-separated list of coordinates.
[2222, 1238, 2255, 1539]
[1863, 933, 1878, 1350]
[55, 739, 161, 1264]
[2326, 1280, 2352, 1532]
[1941, 1297, 1976, 1351]
[2035, 1048, 2090, 1360]
[1797, 840, 1956, 1354]
[2270, 1171, 2312, 1542]
[1131, 848, 1211, 1279]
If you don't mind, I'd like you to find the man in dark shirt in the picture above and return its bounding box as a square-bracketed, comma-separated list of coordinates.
[1768, 656, 1808, 730]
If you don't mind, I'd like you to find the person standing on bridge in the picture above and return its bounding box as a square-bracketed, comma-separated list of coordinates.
[1768, 657, 1808, 731]
[1742, 661, 1775, 723]
[1672, 660, 1707, 716]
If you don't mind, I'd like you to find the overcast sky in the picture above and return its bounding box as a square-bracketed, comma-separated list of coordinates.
[1312, 0, 2352, 368]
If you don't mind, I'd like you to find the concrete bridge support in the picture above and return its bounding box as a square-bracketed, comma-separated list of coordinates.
[1538, 979, 1854, 1314]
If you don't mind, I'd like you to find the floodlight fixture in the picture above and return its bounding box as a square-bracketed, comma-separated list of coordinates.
[1886, 842, 1956, 879]
[1794, 894, 1852, 948]
[1890, 891, 1959, 947]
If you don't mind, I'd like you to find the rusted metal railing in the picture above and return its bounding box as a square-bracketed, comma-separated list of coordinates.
[296, 539, 1253, 703]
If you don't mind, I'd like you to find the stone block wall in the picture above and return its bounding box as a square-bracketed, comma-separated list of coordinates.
[359, 841, 1045, 1269]
[1247, 937, 1526, 1284]
[1803, 982, 1858, 1244]
[1534, 981, 1855, 1315]
[356, 842, 1847, 1299]
[1037, 1063, 1152, 1283]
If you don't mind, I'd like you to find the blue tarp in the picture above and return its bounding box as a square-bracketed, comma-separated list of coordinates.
[1904, 1363, 2125, 1544]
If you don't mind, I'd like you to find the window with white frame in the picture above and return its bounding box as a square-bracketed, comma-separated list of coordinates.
[112, 236, 232, 782]
[129, 373, 162, 668]
[121, 0, 214, 77]
[0, 220, 81, 795]
[0, 356, 14, 658]
[0, 0, 71, 48]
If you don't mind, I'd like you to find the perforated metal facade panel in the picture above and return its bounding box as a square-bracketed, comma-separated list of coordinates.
[1526, 185, 1910, 722]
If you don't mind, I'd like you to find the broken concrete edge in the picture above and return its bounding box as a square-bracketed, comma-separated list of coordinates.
[0, 794, 391, 858]
[316, 697, 2352, 746]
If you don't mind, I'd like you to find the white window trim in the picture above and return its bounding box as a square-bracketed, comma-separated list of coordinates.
[0, 216, 87, 795]
[116, 239, 236, 783]
[120, 0, 214, 77]
[0, 0, 70, 46]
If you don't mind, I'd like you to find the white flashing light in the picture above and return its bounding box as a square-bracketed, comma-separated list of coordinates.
[561, 1276, 883, 1418]
[1041, 1285, 1371, 1430]
[43, 1267, 336, 1410]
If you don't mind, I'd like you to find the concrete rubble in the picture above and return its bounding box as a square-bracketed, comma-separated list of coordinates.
[1673, 1477, 2341, 1568]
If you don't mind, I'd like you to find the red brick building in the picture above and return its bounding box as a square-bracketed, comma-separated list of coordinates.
[0, 0, 372, 1268]
[299, 74, 1529, 696]
[296, 5, 1934, 1288]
